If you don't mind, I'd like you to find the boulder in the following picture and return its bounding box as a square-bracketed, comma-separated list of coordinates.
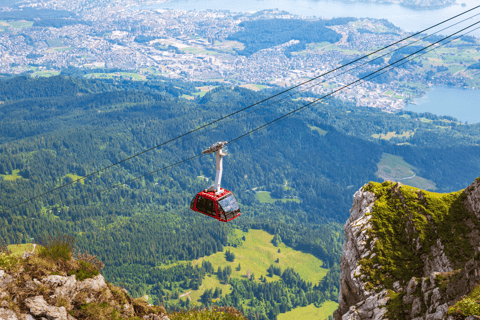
[52, 275, 76, 299]
[24, 295, 74, 320]
[43, 275, 68, 287]
[0, 308, 18, 320]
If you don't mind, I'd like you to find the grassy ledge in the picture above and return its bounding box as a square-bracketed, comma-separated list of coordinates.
[358, 181, 478, 319]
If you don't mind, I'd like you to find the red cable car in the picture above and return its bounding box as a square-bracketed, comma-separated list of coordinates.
[190, 141, 241, 222]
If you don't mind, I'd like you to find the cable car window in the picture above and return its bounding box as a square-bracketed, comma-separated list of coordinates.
[190, 197, 196, 210]
[218, 194, 239, 213]
[196, 196, 216, 216]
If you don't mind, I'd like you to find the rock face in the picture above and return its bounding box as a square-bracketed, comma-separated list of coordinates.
[0, 255, 170, 320]
[334, 178, 480, 320]
[24, 295, 73, 320]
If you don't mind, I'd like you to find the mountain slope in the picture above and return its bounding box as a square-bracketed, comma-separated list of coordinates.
[334, 178, 480, 320]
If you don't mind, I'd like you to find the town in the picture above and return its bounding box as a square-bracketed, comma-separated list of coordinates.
[0, 0, 479, 112]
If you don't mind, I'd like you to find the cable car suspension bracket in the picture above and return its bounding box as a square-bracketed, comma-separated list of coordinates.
[202, 141, 228, 195]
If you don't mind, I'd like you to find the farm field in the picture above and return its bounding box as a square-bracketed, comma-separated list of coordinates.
[255, 191, 301, 204]
[375, 153, 436, 190]
[277, 301, 339, 320]
[1, 169, 23, 181]
[308, 125, 328, 136]
[164, 229, 327, 305]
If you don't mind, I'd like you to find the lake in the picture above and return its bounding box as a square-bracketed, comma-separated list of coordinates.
[404, 86, 480, 123]
[135, 0, 480, 36]
[135, 0, 480, 123]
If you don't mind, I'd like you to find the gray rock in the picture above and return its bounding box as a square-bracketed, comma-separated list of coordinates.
[407, 278, 418, 295]
[393, 281, 402, 292]
[52, 275, 76, 299]
[430, 288, 441, 308]
[123, 303, 135, 317]
[434, 303, 449, 319]
[362, 296, 378, 311]
[75, 274, 106, 292]
[423, 289, 432, 306]
[75, 274, 108, 304]
[411, 298, 422, 317]
[422, 277, 434, 294]
[342, 309, 361, 320]
[403, 293, 415, 304]
[25, 279, 41, 291]
[24, 295, 70, 320]
[422, 239, 454, 275]
[0, 308, 18, 320]
[466, 316, 480, 320]
[23, 315, 36, 320]
[463, 178, 480, 220]
[43, 275, 68, 287]
[0, 274, 13, 290]
[372, 307, 387, 320]
[336, 189, 377, 319]
[357, 309, 373, 319]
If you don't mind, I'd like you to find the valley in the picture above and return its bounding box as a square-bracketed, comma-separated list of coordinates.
[0, 75, 479, 319]
[155, 229, 329, 310]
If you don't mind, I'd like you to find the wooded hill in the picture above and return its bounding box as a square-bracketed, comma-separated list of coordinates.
[0, 75, 479, 319]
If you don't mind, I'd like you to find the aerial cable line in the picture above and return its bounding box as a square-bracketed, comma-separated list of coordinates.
[2, 6, 480, 216]
[228, 20, 480, 145]
[231, 23, 480, 145]
[23, 21, 479, 220]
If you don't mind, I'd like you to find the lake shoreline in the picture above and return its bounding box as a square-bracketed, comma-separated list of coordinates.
[403, 85, 480, 124]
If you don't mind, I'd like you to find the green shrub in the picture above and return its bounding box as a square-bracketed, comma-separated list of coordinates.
[38, 233, 75, 261]
[448, 283, 480, 317]
[68, 260, 100, 281]
[0, 254, 22, 272]
[449, 298, 480, 316]
[0, 238, 11, 255]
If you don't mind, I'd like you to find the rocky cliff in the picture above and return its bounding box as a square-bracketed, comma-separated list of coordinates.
[0, 244, 170, 320]
[0, 240, 246, 320]
[334, 178, 480, 320]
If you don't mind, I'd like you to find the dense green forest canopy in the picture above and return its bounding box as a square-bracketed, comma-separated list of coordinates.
[227, 19, 352, 56]
[0, 75, 479, 318]
[0, 7, 76, 20]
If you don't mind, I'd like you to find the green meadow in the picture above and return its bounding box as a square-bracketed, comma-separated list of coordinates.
[1, 169, 23, 181]
[255, 191, 300, 204]
[165, 229, 327, 305]
[278, 301, 339, 320]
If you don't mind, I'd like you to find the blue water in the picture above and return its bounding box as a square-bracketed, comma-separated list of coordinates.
[136, 0, 480, 122]
[135, 0, 480, 35]
[404, 86, 480, 123]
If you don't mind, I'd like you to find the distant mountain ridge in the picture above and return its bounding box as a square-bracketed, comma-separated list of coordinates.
[334, 178, 480, 320]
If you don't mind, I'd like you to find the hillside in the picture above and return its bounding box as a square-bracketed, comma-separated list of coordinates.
[334, 178, 480, 320]
[0, 75, 480, 318]
[0, 238, 245, 320]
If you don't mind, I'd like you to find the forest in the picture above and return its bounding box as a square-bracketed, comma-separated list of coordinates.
[0, 7, 77, 21]
[0, 75, 479, 319]
[227, 19, 349, 56]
